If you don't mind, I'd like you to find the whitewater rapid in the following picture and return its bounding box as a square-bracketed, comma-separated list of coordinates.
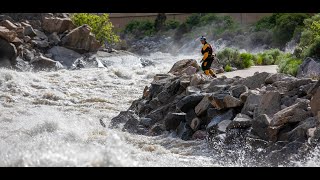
[0, 52, 318, 167]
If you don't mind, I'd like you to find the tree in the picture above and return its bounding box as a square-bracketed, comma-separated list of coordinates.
[154, 13, 167, 32]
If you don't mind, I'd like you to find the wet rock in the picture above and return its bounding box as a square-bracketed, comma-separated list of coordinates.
[61, 24, 101, 53]
[186, 86, 201, 95]
[256, 91, 281, 118]
[145, 104, 170, 123]
[139, 117, 154, 128]
[140, 58, 154, 67]
[110, 110, 139, 128]
[188, 117, 201, 131]
[310, 87, 320, 116]
[177, 122, 194, 141]
[227, 113, 252, 129]
[230, 85, 248, 98]
[297, 57, 320, 79]
[164, 112, 186, 131]
[42, 16, 75, 34]
[217, 120, 232, 133]
[251, 114, 272, 141]
[149, 123, 165, 136]
[192, 130, 207, 140]
[123, 116, 140, 134]
[0, 38, 17, 67]
[286, 117, 319, 142]
[207, 109, 235, 133]
[157, 91, 171, 104]
[30, 55, 63, 71]
[168, 59, 200, 75]
[246, 137, 269, 149]
[176, 93, 206, 113]
[48, 46, 82, 68]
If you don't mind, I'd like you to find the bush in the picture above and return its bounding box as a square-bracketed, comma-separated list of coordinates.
[124, 20, 155, 37]
[302, 36, 320, 58]
[185, 13, 202, 26]
[254, 54, 263, 65]
[278, 55, 302, 76]
[224, 64, 232, 72]
[254, 13, 281, 31]
[71, 13, 120, 44]
[166, 20, 180, 30]
[217, 48, 240, 67]
[240, 53, 254, 68]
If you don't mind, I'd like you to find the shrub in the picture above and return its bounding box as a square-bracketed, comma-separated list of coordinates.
[166, 20, 180, 30]
[71, 13, 120, 44]
[124, 20, 155, 37]
[240, 53, 254, 68]
[185, 13, 202, 26]
[224, 64, 232, 72]
[278, 55, 303, 76]
[217, 48, 240, 67]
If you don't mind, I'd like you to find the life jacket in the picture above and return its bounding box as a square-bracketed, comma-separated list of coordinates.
[201, 42, 213, 57]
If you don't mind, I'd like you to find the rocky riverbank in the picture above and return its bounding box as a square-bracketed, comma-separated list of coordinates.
[111, 59, 320, 166]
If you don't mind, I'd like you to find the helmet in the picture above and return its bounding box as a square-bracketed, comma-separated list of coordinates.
[200, 36, 206, 41]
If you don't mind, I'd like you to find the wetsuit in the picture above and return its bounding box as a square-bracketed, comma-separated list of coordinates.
[201, 42, 216, 76]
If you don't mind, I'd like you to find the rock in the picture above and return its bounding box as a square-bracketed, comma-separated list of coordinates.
[0, 20, 17, 30]
[168, 59, 200, 75]
[217, 120, 232, 133]
[188, 117, 201, 131]
[241, 91, 262, 117]
[48, 46, 82, 68]
[153, 74, 171, 81]
[205, 84, 230, 93]
[0, 26, 17, 42]
[139, 118, 154, 128]
[177, 122, 194, 140]
[310, 87, 320, 116]
[180, 66, 197, 75]
[0, 38, 17, 67]
[23, 25, 36, 37]
[271, 101, 311, 126]
[239, 91, 249, 103]
[123, 115, 140, 134]
[251, 114, 273, 141]
[308, 80, 320, 96]
[165, 79, 181, 96]
[286, 117, 319, 142]
[237, 72, 270, 89]
[223, 95, 243, 108]
[265, 73, 294, 84]
[145, 104, 170, 123]
[22, 48, 35, 61]
[207, 109, 235, 133]
[195, 94, 213, 116]
[34, 29, 48, 41]
[176, 93, 206, 113]
[186, 86, 201, 95]
[157, 91, 171, 104]
[31, 40, 49, 48]
[61, 24, 101, 53]
[164, 112, 186, 131]
[297, 57, 320, 79]
[227, 113, 252, 129]
[23, 36, 31, 43]
[42, 16, 75, 34]
[110, 110, 139, 128]
[48, 32, 61, 45]
[192, 130, 207, 140]
[180, 80, 190, 89]
[30, 55, 63, 70]
[207, 108, 221, 121]
[149, 123, 165, 136]
[190, 73, 210, 86]
[230, 85, 248, 98]
[256, 91, 281, 118]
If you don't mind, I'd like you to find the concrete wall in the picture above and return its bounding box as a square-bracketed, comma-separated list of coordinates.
[109, 13, 273, 29]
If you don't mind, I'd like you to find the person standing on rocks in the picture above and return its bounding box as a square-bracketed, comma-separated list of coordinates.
[200, 36, 216, 78]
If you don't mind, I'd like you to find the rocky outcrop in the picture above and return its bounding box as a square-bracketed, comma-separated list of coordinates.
[61, 25, 101, 53]
[48, 46, 82, 68]
[42, 16, 75, 34]
[297, 57, 320, 79]
[0, 37, 17, 67]
[110, 58, 319, 165]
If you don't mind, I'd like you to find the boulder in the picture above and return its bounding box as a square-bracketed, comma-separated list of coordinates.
[157, 91, 171, 104]
[61, 24, 101, 53]
[192, 130, 207, 140]
[251, 114, 274, 141]
[297, 57, 320, 79]
[227, 113, 252, 129]
[110, 110, 139, 128]
[285, 117, 319, 142]
[42, 16, 75, 34]
[145, 104, 171, 123]
[237, 72, 270, 89]
[48, 46, 82, 68]
[241, 92, 262, 116]
[186, 86, 201, 95]
[190, 73, 210, 86]
[177, 122, 194, 141]
[168, 59, 200, 75]
[188, 117, 201, 131]
[223, 95, 243, 108]
[34, 29, 48, 41]
[271, 100, 311, 126]
[0, 38, 17, 67]
[0, 20, 17, 30]
[256, 91, 281, 118]
[207, 109, 235, 133]
[308, 80, 320, 96]
[139, 118, 154, 128]
[31, 40, 49, 48]
[176, 93, 206, 113]
[164, 113, 186, 131]
[230, 85, 248, 98]
[30, 55, 63, 70]
[195, 94, 213, 116]
[265, 73, 295, 84]
[180, 66, 198, 75]
[0, 26, 17, 42]
[123, 116, 140, 134]
[149, 123, 165, 136]
[22, 48, 35, 62]
[23, 36, 31, 43]
[23, 25, 36, 37]
[310, 87, 320, 116]
[217, 120, 232, 133]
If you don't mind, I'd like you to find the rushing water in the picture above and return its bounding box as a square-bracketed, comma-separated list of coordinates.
[0, 51, 319, 167]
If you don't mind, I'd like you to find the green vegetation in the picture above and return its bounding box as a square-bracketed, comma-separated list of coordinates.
[224, 64, 232, 72]
[124, 20, 155, 37]
[240, 53, 254, 68]
[165, 20, 180, 30]
[71, 13, 120, 44]
[278, 55, 303, 76]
